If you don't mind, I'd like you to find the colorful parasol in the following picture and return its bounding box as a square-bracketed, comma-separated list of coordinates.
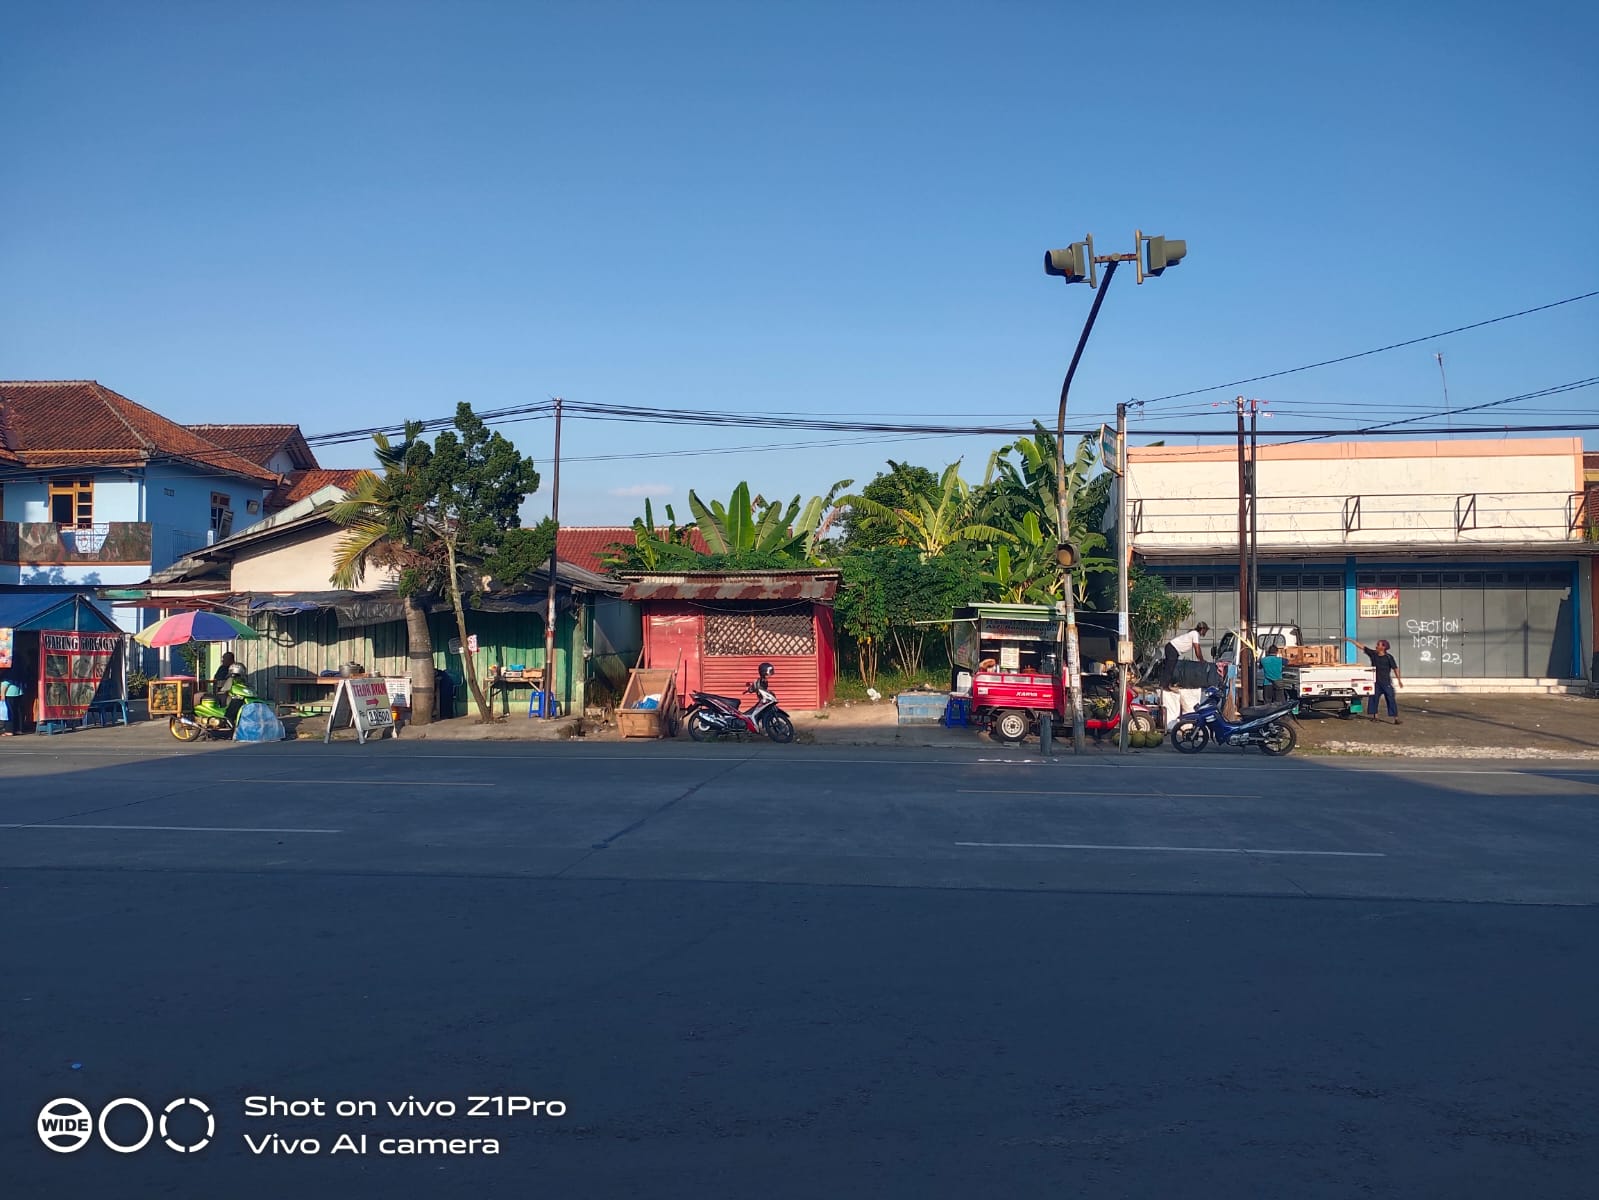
[134, 610, 259, 647]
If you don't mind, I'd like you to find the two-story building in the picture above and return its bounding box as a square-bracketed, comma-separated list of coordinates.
[1125, 436, 1594, 691]
[0, 381, 360, 658]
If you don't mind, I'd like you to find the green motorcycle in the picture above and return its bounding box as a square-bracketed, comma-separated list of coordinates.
[169, 672, 270, 742]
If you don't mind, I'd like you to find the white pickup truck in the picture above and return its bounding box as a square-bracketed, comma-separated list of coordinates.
[1217, 624, 1375, 716]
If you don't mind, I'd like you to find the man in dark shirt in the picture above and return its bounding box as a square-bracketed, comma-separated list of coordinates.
[1347, 638, 1402, 723]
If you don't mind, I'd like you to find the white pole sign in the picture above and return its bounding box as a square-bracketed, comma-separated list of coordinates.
[324, 677, 396, 744]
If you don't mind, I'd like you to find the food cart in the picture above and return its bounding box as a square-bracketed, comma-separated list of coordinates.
[949, 603, 1155, 744]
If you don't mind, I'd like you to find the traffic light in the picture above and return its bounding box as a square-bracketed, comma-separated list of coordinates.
[1055, 540, 1081, 568]
[1044, 243, 1090, 284]
[1144, 235, 1187, 277]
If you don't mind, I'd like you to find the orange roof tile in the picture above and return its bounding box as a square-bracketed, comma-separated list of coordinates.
[0, 381, 278, 483]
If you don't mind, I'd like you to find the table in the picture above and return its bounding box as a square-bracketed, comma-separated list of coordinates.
[276, 677, 342, 715]
[489, 671, 544, 716]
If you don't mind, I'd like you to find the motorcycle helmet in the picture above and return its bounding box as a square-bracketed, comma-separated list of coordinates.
[758, 662, 775, 681]
[227, 663, 247, 679]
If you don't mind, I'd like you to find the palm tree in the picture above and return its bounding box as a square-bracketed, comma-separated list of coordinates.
[329, 433, 438, 725]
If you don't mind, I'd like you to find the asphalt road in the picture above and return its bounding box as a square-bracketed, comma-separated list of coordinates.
[4, 736, 1597, 1198]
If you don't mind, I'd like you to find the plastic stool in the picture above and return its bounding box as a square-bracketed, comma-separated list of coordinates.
[943, 695, 971, 728]
[527, 690, 561, 718]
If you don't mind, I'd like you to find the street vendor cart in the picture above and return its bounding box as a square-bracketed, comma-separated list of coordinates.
[950, 603, 1157, 745]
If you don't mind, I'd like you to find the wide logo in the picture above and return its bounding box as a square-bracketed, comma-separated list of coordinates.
[38, 1097, 214, 1154]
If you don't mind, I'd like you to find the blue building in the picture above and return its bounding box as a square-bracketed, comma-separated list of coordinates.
[0, 381, 346, 659]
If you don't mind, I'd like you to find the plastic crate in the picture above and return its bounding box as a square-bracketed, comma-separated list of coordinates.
[896, 691, 949, 725]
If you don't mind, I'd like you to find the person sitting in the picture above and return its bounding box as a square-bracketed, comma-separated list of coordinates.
[213, 651, 238, 694]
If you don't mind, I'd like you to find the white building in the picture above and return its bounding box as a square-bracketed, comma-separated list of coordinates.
[1126, 437, 1595, 691]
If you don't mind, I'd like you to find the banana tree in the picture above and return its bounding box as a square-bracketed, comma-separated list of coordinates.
[839, 463, 1013, 559]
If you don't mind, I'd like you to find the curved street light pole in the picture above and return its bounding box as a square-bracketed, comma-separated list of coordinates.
[1053, 257, 1121, 755]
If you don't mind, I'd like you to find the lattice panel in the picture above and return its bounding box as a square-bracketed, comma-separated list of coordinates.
[705, 611, 814, 657]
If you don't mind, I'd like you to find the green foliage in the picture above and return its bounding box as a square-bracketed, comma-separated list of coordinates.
[838, 463, 1012, 558]
[842, 461, 939, 549]
[836, 546, 983, 677]
[1129, 566, 1194, 660]
[609, 483, 850, 570]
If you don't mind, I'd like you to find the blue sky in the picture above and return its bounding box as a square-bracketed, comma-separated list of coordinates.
[3, 0, 1595, 525]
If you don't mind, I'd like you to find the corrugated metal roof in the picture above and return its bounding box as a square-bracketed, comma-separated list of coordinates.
[621, 571, 840, 602]
[0, 592, 121, 632]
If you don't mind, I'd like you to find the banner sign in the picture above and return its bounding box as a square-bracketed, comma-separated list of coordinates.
[39, 630, 121, 720]
[1358, 588, 1400, 618]
[325, 676, 396, 744]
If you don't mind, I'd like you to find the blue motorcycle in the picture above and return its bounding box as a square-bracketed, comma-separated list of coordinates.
[1169, 686, 1300, 756]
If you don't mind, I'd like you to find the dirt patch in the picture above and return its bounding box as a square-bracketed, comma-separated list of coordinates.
[1293, 692, 1597, 757]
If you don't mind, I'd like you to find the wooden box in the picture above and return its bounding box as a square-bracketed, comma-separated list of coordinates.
[1283, 644, 1336, 667]
[148, 678, 194, 716]
[619, 667, 679, 738]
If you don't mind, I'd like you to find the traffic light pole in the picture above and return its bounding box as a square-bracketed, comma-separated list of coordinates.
[1235, 396, 1251, 712]
[1115, 400, 1131, 755]
[1053, 258, 1122, 755]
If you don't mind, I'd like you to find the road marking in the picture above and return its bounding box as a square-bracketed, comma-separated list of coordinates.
[955, 840, 1384, 858]
[0, 823, 342, 834]
[958, 788, 1259, 798]
[217, 778, 495, 787]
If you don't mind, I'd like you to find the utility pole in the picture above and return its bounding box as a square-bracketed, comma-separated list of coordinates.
[543, 395, 563, 719]
[1248, 398, 1261, 704]
[1115, 400, 1132, 754]
[1043, 229, 1188, 755]
[1235, 396, 1251, 712]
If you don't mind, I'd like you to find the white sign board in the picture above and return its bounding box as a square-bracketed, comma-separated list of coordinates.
[383, 676, 412, 706]
[324, 676, 396, 744]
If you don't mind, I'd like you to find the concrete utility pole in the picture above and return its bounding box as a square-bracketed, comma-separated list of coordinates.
[1235, 396, 1251, 712]
[1248, 397, 1261, 704]
[543, 395, 563, 719]
[1043, 230, 1188, 755]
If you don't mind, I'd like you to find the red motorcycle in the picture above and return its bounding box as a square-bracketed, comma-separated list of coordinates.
[685, 662, 796, 744]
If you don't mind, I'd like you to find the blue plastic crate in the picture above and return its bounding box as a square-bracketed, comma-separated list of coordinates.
[896, 692, 949, 725]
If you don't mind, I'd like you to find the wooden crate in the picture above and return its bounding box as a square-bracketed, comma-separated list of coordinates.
[1283, 644, 1336, 667]
[148, 678, 194, 716]
[619, 667, 679, 738]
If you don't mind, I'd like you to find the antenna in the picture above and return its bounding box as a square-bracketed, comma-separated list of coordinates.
[1435, 352, 1452, 432]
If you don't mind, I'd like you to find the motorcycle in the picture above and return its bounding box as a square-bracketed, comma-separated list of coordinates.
[1169, 686, 1300, 756]
[169, 670, 271, 742]
[685, 662, 795, 744]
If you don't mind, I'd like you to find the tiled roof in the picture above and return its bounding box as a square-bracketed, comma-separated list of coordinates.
[0, 381, 278, 482]
[266, 468, 369, 511]
[620, 570, 841, 603]
[557, 525, 711, 574]
[190, 424, 317, 471]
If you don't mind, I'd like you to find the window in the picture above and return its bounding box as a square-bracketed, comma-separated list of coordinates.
[49, 478, 93, 528]
[704, 610, 815, 657]
[210, 493, 233, 539]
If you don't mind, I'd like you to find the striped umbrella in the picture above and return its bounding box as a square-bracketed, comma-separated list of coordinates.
[134, 610, 259, 647]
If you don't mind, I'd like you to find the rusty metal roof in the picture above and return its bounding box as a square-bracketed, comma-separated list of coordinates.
[620, 570, 840, 603]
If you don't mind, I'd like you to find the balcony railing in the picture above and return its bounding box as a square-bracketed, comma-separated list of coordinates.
[1, 522, 154, 565]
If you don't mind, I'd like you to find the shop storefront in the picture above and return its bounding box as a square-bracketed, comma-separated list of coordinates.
[0, 593, 125, 731]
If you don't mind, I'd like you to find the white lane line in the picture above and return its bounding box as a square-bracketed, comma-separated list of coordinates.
[0, 823, 342, 834]
[958, 789, 1260, 798]
[217, 778, 495, 787]
[955, 840, 1385, 858]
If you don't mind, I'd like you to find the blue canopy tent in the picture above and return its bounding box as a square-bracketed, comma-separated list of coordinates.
[0, 593, 124, 731]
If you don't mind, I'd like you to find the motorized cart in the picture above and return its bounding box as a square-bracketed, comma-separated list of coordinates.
[949, 603, 1157, 745]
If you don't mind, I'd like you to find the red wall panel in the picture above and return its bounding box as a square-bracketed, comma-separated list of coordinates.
[701, 655, 820, 711]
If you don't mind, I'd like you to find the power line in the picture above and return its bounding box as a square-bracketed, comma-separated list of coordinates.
[1144, 289, 1599, 404]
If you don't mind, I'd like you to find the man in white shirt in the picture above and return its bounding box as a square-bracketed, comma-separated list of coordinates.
[1161, 622, 1210, 688]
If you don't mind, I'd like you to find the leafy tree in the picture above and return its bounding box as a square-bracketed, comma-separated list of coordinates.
[413, 404, 543, 722]
[329, 435, 438, 724]
[842, 461, 939, 549]
[834, 554, 888, 687]
[1129, 566, 1194, 661]
[838, 463, 1012, 558]
[836, 547, 983, 677]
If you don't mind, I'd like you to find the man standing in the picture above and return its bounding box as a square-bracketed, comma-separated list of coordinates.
[1260, 646, 1286, 703]
[1161, 622, 1210, 689]
[1348, 637, 1402, 723]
